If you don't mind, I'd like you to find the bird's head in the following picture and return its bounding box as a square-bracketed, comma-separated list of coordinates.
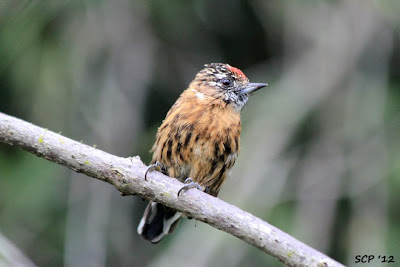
[191, 63, 267, 111]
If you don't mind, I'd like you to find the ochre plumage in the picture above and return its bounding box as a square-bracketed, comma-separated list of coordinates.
[137, 63, 267, 243]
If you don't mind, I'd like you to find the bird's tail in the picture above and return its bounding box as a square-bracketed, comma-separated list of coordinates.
[137, 201, 181, 244]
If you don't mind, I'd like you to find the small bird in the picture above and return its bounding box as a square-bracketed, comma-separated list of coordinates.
[137, 63, 267, 243]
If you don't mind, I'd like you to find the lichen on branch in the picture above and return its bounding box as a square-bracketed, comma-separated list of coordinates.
[0, 112, 344, 267]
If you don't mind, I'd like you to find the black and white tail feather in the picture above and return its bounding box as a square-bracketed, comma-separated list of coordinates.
[137, 201, 182, 244]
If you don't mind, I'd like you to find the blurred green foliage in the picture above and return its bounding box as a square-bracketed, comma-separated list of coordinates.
[1, 0, 400, 266]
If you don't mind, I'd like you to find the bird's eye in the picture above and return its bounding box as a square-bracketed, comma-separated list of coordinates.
[221, 78, 233, 87]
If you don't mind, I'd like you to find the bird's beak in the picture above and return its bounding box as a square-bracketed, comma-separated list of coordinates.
[238, 83, 268, 96]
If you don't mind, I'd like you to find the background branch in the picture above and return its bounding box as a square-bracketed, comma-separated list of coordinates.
[0, 232, 38, 267]
[0, 111, 343, 267]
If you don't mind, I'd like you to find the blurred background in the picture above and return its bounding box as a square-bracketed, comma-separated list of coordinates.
[1, 0, 400, 266]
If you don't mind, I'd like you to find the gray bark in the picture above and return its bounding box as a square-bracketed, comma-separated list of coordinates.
[0, 112, 344, 267]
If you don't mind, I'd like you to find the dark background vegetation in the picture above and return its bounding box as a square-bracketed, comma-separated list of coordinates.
[1, 1, 400, 266]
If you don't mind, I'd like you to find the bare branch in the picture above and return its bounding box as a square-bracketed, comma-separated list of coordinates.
[0, 112, 344, 267]
[0, 232, 38, 267]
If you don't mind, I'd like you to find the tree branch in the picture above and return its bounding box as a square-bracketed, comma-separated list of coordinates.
[0, 112, 344, 267]
[0, 232, 38, 267]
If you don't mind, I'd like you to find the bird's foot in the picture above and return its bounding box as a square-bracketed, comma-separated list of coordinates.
[178, 178, 205, 197]
[145, 161, 165, 180]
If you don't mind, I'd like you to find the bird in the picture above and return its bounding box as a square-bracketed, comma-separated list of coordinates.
[137, 63, 267, 243]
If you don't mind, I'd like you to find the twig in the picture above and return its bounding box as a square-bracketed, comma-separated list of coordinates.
[0, 232, 38, 267]
[0, 112, 344, 267]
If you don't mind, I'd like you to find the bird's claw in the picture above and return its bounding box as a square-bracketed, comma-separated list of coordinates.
[177, 178, 205, 197]
[145, 161, 165, 180]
